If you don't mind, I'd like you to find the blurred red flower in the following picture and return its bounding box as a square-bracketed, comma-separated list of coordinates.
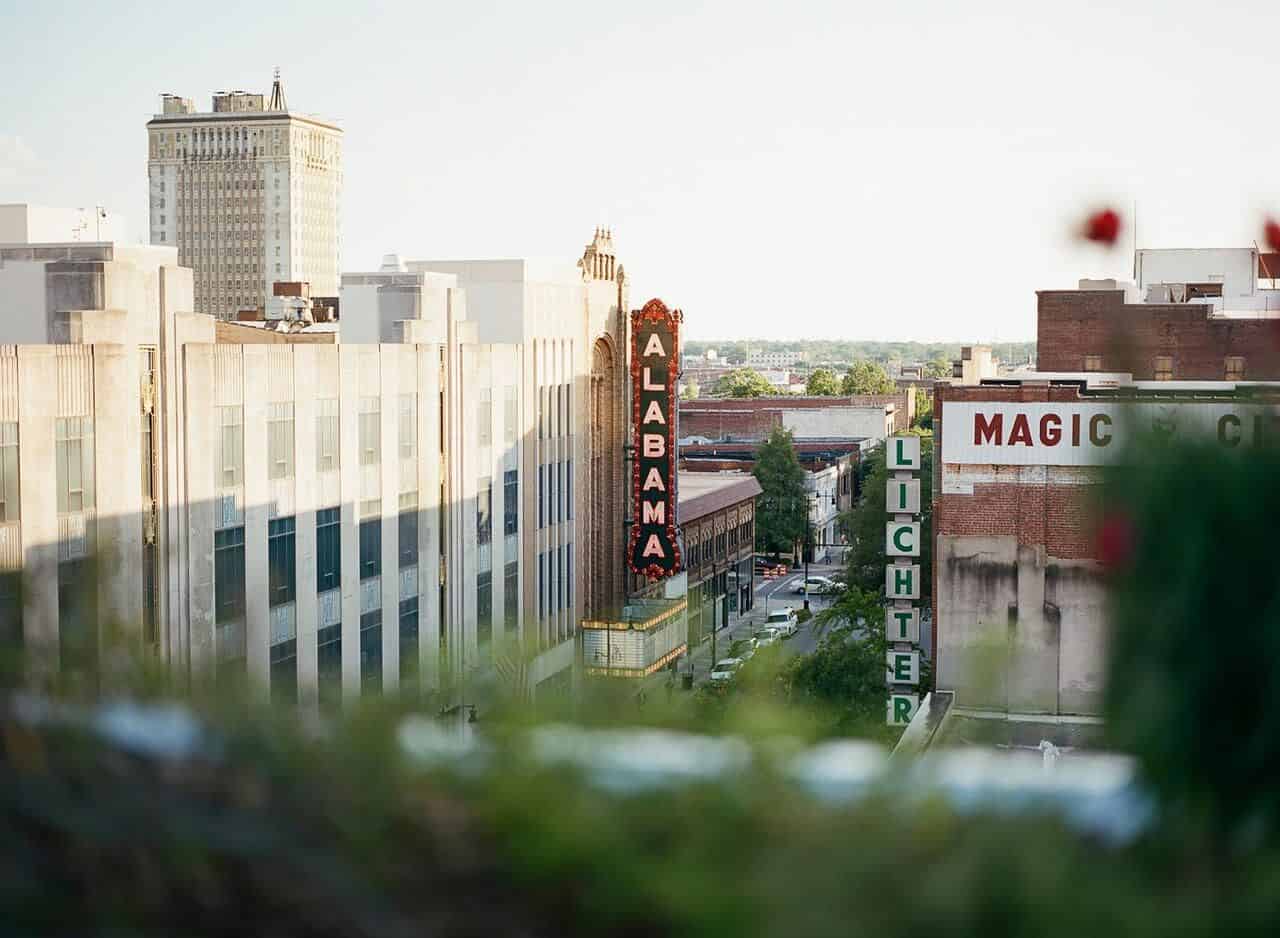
[1084, 209, 1121, 246]
[1265, 218, 1280, 254]
[1096, 513, 1134, 571]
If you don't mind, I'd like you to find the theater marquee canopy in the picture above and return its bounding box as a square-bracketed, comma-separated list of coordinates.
[943, 401, 1280, 466]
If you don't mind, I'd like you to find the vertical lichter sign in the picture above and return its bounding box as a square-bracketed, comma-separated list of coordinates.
[885, 434, 921, 726]
[629, 298, 682, 579]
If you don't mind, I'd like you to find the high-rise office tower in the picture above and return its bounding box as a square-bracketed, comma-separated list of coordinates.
[146, 71, 342, 319]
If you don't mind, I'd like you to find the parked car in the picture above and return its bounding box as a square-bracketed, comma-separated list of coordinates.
[793, 575, 844, 595]
[765, 609, 799, 637]
[753, 627, 782, 648]
[709, 658, 745, 682]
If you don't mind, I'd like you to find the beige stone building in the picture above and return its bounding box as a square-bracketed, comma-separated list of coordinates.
[146, 72, 342, 320]
[0, 224, 636, 707]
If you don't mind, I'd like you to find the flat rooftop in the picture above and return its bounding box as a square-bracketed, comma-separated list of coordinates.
[677, 471, 761, 521]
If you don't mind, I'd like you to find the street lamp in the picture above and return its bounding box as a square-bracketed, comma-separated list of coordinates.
[801, 489, 839, 612]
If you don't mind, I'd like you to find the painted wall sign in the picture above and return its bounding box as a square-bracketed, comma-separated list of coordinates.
[943, 401, 1280, 467]
[629, 299, 683, 579]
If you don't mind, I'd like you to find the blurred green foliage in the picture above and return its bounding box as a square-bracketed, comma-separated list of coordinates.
[1104, 435, 1280, 847]
[7, 434, 1280, 934]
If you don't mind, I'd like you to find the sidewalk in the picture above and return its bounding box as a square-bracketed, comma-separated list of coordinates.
[641, 603, 773, 697]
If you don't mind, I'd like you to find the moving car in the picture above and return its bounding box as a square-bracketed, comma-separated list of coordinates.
[793, 575, 843, 595]
[709, 658, 745, 682]
[753, 627, 782, 648]
[765, 609, 799, 637]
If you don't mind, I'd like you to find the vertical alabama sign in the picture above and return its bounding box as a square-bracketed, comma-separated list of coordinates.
[629, 299, 683, 579]
[885, 434, 922, 726]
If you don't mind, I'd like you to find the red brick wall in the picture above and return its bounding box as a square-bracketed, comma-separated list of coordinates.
[680, 392, 909, 438]
[679, 407, 782, 440]
[934, 383, 1098, 553]
[1037, 290, 1280, 379]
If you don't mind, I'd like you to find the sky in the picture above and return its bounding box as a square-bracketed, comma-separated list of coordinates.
[3, 0, 1280, 342]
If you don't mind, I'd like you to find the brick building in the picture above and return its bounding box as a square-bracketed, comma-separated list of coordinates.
[672, 473, 762, 650]
[680, 393, 910, 440]
[1037, 248, 1280, 380]
[932, 376, 1280, 719]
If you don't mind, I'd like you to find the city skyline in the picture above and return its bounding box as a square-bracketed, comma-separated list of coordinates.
[6, 1, 1280, 341]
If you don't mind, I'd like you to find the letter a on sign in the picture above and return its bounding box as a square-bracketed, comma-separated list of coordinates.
[643, 400, 667, 425]
[642, 332, 667, 358]
[886, 434, 921, 471]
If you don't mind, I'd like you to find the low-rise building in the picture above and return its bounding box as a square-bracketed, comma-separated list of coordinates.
[672, 472, 761, 648]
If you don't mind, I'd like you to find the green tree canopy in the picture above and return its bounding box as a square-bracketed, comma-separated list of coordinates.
[714, 368, 775, 398]
[923, 355, 953, 379]
[680, 379, 700, 400]
[805, 367, 841, 396]
[840, 434, 933, 598]
[752, 428, 808, 556]
[841, 360, 896, 395]
[912, 385, 933, 429]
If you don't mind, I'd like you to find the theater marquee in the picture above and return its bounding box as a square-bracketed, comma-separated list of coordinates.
[629, 299, 683, 579]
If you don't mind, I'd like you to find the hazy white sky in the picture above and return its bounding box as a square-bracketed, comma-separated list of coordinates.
[3, 0, 1279, 341]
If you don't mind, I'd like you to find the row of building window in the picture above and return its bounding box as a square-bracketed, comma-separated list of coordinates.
[685, 516, 754, 570]
[1083, 354, 1248, 381]
[537, 544, 573, 623]
[537, 460, 573, 529]
[216, 396, 419, 488]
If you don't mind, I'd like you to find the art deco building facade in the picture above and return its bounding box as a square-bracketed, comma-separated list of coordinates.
[146, 73, 342, 320]
[0, 224, 634, 707]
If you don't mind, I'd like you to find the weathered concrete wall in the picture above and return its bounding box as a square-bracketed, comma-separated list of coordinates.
[935, 534, 1106, 716]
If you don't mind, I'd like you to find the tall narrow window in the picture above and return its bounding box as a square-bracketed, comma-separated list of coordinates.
[216, 406, 243, 489]
[316, 507, 341, 593]
[56, 417, 96, 514]
[478, 476, 493, 657]
[360, 609, 382, 696]
[399, 502, 419, 569]
[359, 397, 381, 466]
[267, 402, 295, 480]
[503, 385, 518, 446]
[398, 394, 416, 462]
[317, 623, 341, 709]
[0, 423, 18, 523]
[1153, 356, 1174, 381]
[566, 458, 573, 521]
[359, 518, 382, 581]
[268, 516, 297, 703]
[1225, 356, 1246, 381]
[214, 525, 246, 684]
[478, 388, 492, 448]
[399, 596, 419, 692]
[504, 558, 519, 634]
[503, 470, 518, 536]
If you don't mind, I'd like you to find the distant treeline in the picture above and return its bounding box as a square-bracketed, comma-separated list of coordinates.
[684, 339, 1037, 368]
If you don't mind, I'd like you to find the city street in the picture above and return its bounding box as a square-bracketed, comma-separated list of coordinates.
[653, 561, 847, 693]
